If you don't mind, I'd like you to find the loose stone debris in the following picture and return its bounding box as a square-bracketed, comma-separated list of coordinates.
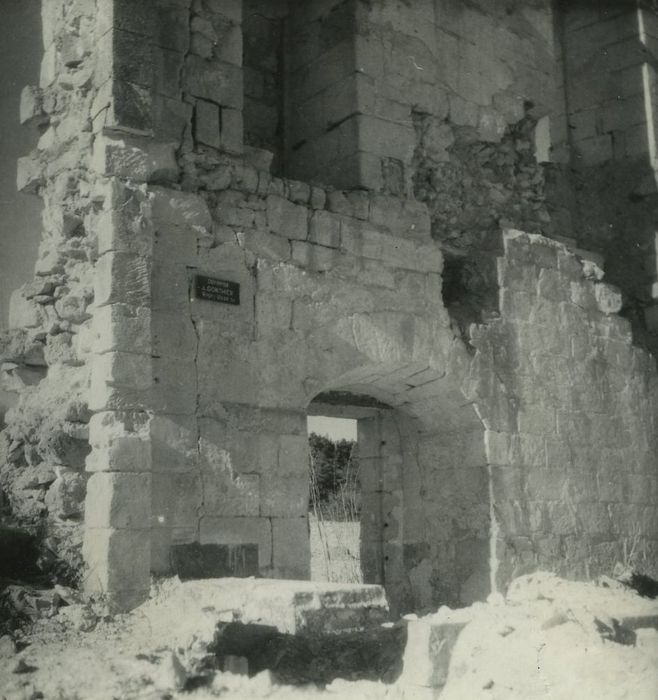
[0, 572, 657, 699]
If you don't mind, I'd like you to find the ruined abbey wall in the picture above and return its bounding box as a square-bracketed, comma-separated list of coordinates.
[1, 0, 658, 613]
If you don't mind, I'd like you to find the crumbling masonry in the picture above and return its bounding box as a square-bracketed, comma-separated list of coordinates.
[2, 0, 658, 613]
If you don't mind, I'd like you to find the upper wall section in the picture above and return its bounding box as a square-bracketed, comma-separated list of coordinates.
[87, 0, 566, 197]
[287, 0, 567, 193]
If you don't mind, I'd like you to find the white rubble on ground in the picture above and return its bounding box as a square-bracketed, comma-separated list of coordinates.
[0, 573, 657, 700]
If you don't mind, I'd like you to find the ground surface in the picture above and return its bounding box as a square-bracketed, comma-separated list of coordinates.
[0, 573, 657, 699]
[309, 516, 361, 584]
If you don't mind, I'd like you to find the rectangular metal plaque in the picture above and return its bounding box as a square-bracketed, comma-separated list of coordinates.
[194, 274, 240, 306]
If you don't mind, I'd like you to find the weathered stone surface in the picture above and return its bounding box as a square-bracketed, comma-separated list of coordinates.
[184, 56, 243, 109]
[6, 0, 658, 617]
[266, 195, 308, 240]
[200, 516, 273, 568]
[93, 135, 179, 183]
[85, 472, 151, 529]
[44, 469, 86, 519]
[271, 517, 311, 580]
[399, 608, 472, 691]
[82, 528, 150, 610]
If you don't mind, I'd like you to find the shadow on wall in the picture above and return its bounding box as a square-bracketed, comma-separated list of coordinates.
[0, 0, 42, 330]
[558, 0, 658, 357]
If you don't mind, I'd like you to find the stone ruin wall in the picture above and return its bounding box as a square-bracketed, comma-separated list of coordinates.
[561, 2, 658, 357]
[0, 0, 657, 612]
[0, 0, 112, 579]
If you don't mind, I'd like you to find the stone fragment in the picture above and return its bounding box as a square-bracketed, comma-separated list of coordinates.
[594, 283, 622, 314]
[0, 636, 16, 657]
[44, 469, 85, 519]
[19, 86, 45, 125]
[399, 608, 472, 691]
[153, 651, 187, 692]
[16, 155, 43, 194]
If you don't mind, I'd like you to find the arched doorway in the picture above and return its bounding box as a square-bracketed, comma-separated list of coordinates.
[304, 360, 489, 615]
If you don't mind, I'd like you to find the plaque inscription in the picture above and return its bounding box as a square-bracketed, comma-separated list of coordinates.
[194, 275, 240, 305]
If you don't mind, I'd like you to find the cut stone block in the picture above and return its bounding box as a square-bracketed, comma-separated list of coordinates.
[82, 528, 150, 611]
[85, 472, 151, 529]
[148, 578, 389, 635]
[398, 607, 473, 691]
[200, 516, 273, 569]
[271, 517, 311, 580]
[171, 543, 259, 580]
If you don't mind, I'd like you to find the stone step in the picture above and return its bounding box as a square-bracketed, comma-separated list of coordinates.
[143, 577, 390, 638]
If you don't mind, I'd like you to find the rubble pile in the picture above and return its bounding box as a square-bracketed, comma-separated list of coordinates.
[0, 0, 103, 578]
[0, 573, 656, 699]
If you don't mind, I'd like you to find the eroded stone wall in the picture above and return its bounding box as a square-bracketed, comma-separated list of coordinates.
[4, 0, 658, 615]
[0, 0, 112, 579]
[560, 2, 658, 356]
[472, 231, 658, 591]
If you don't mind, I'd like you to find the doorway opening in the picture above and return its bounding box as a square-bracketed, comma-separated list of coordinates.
[307, 414, 361, 584]
[307, 390, 400, 590]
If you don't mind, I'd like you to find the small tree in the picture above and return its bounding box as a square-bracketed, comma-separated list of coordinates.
[308, 433, 360, 521]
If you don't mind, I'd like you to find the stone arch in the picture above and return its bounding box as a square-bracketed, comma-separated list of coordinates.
[301, 310, 491, 613]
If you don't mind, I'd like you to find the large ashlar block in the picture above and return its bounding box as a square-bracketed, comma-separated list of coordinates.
[199, 425, 260, 516]
[82, 528, 150, 611]
[151, 186, 212, 230]
[152, 358, 198, 415]
[259, 474, 309, 518]
[150, 413, 198, 473]
[221, 106, 243, 154]
[271, 517, 311, 579]
[95, 207, 154, 258]
[200, 516, 273, 568]
[369, 196, 431, 239]
[94, 252, 151, 309]
[151, 190, 209, 265]
[86, 438, 151, 473]
[152, 311, 198, 361]
[183, 55, 243, 109]
[194, 99, 221, 148]
[92, 304, 151, 355]
[93, 133, 179, 182]
[398, 608, 473, 692]
[151, 471, 202, 529]
[96, 0, 154, 37]
[87, 411, 151, 473]
[85, 472, 151, 529]
[278, 434, 309, 476]
[88, 352, 152, 412]
[266, 195, 309, 240]
[204, 0, 242, 24]
[196, 324, 258, 406]
[96, 27, 154, 89]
